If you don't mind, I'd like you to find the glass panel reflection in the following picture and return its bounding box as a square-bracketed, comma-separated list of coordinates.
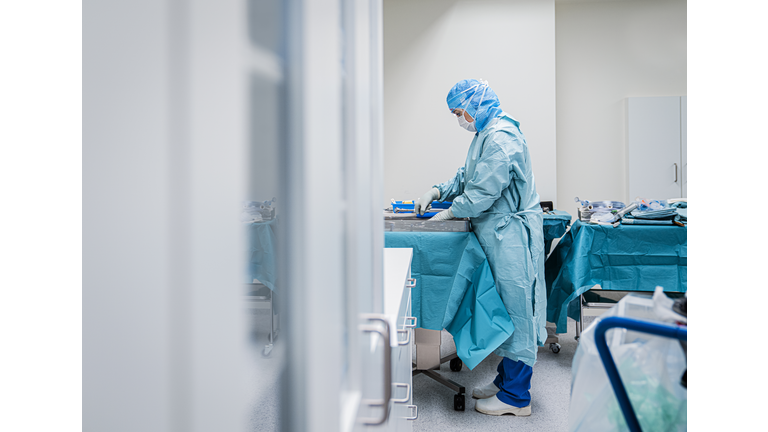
[244, 1, 286, 431]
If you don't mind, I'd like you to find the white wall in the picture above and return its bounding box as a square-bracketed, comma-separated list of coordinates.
[383, 0, 557, 208]
[555, 0, 687, 216]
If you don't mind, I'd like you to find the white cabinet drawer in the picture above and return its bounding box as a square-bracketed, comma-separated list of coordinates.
[381, 249, 416, 432]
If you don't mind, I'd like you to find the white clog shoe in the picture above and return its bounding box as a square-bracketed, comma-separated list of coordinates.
[474, 395, 531, 416]
[471, 381, 500, 399]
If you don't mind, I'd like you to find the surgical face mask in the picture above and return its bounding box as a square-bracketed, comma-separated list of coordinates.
[457, 112, 476, 132]
[451, 80, 488, 133]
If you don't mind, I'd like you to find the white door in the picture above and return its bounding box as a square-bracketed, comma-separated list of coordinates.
[627, 96, 683, 201]
[84, 0, 388, 431]
[253, 0, 388, 430]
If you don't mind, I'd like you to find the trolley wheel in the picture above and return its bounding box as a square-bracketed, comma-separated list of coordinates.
[262, 344, 273, 357]
[550, 343, 561, 354]
[449, 358, 463, 372]
[453, 393, 465, 411]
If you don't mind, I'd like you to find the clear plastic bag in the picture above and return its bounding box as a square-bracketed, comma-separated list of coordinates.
[241, 199, 276, 222]
[569, 294, 687, 432]
[634, 198, 669, 211]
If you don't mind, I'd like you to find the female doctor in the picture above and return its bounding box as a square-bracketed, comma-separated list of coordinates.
[414, 79, 546, 416]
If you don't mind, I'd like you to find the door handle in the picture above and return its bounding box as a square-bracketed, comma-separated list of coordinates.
[392, 383, 411, 403]
[359, 315, 392, 426]
[674, 163, 678, 183]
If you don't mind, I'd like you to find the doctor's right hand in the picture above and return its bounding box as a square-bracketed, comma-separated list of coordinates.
[414, 188, 440, 215]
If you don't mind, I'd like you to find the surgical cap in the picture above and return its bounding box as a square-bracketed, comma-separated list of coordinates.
[446, 79, 503, 132]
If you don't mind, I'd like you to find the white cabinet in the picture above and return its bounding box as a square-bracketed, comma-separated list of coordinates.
[627, 96, 687, 200]
[681, 96, 687, 197]
[376, 248, 416, 432]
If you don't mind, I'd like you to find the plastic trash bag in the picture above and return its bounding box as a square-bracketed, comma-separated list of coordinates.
[569, 294, 687, 432]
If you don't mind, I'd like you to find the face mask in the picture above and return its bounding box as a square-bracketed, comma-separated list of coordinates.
[457, 113, 476, 132]
[451, 80, 489, 133]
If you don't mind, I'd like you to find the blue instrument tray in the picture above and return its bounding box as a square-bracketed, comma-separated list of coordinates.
[391, 200, 451, 218]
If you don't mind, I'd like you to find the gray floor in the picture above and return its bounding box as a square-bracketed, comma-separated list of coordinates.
[245, 303, 597, 432]
[412, 317, 596, 432]
[247, 308, 282, 432]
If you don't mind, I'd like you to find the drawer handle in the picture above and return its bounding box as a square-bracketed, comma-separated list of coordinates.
[404, 316, 417, 328]
[406, 405, 418, 420]
[397, 328, 411, 346]
[392, 383, 411, 403]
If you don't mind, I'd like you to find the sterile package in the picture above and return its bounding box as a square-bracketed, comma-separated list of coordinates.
[569, 294, 687, 432]
[242, 200, 276, 222]
[574, 198, 625, 222]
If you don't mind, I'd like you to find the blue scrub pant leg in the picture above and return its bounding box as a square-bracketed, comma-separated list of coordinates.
[492, 357, 533, 407]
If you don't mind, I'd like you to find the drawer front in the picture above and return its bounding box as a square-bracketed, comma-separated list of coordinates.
[392, 269, 414, 432]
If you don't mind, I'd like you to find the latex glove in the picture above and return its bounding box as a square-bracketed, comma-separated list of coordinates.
[429, 208, 454, 221]
[414, 188, 440, 216]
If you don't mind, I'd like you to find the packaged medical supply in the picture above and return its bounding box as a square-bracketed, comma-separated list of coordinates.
[575, 197, 625, 222]
[634, 198, 668, 211]
[590, 212, 618, 224]
[628, 209, 678, 220]
[242, 199, 276, 222]
[569, 294, 687, 432]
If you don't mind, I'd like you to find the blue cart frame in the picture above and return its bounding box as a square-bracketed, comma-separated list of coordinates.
[594, 316, 687, 432]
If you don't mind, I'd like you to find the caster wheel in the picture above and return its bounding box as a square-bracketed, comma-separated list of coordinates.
[262, 344, 273, 357]
[449, 358, 463, 372]
[453, 393, 465, 411]
[550, 343, 561, 354]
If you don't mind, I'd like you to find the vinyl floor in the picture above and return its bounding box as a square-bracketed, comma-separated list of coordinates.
[246, 305, 596, 432]
[411, 318, 596, 432]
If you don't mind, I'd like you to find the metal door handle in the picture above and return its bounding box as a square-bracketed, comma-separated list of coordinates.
[392, 383, 411, 403]
[406, 278, 416, 288]
[404, 316, 417, 328]
[674, 163, 678, 183]
[406, 405, 418, 420]
[397, 328, 411, 346]
[359, 316, 392, 426]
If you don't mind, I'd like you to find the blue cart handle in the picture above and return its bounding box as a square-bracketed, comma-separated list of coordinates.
[594, 316, 687, 432]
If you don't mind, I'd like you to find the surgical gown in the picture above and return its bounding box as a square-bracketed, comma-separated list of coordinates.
[435, 112, 546, 368]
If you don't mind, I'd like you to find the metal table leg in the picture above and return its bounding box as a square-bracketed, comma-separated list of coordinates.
[262, 290, 275, 356]
[575, 294, 583, 341]
[412, 348, 467, 410]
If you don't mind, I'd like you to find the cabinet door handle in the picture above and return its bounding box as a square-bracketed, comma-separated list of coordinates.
[406, 405, 419, 420]
[392, 383, 411, 403]
[674, 163, 678, 183]
[359, 315, 392, 426]
[406, 278, 416, 288]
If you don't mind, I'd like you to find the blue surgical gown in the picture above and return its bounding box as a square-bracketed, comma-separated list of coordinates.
[435, 112, 546, 367]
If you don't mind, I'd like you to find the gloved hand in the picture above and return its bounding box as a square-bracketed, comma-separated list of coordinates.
[429, 208, 454, 221]
[414, 188, 440, 216]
